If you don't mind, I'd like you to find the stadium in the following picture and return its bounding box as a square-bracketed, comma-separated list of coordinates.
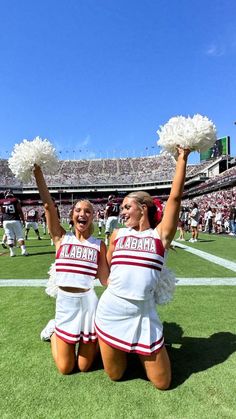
[1, 138, 236, 419]
[1, 136, 236, 224]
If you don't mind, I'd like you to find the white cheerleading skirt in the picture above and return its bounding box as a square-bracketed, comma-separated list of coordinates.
[55, 288, 98, 344]
[95, 288, 164, 356]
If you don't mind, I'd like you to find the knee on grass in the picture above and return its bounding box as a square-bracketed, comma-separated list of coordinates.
[105, 366, 125, 381]
[148, 374, 171, 390]
[56, 360, 75, 375]
[78, 358, 94, 373]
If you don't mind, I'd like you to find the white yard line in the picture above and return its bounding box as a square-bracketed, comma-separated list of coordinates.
[172, 240, 236, 272]
[1, 242, 235, 286]
[0, 278, 236, 287]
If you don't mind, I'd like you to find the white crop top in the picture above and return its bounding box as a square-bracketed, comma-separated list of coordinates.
[55, 232, 101, 288]
[108, 228, 166, 300]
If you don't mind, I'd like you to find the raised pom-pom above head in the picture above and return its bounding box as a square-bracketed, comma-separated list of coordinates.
[157, 114, 217, 157]
[8, 136, 59, 183]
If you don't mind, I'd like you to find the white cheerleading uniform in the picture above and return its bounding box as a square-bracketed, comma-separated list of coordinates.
[54, 232, 101, 344]
[95, 228, 167, 356]
[55, 232, 100, 289]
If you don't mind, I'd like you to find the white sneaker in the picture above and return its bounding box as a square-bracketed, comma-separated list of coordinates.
[10, 249, 16, 257]
[189, 238, 194, 242]
[40, 319, 56, 341]
[22, 250, 29, 256]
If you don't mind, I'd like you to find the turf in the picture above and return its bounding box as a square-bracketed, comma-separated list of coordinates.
[1, 286, 236, 419]
[1, 225, 236, 418]
[1, 225, 236, 279]
[177, 231, 236, 262]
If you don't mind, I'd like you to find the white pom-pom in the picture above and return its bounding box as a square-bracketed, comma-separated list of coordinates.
[157, 114, 217, 157]
[45, 262, 58, 298]
[154, 267, 177, 305]
[8, 136, 58, 183]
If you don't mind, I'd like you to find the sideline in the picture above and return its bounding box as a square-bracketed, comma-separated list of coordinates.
[1, 278, 236, 286]
[172, 240, 236, 272]
[1, 241, 236, 287]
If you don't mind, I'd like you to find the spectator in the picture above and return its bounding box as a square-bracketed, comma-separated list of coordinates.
[104, 195, 120, 246]
[176, 206, 186, 241]
[214, 208, 223, 234]
[229, 205, 236, 236]
[205, 207, 214, 234]
[189, 203, 200, 242]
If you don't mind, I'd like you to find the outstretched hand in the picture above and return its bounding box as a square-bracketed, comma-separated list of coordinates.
[176, 146, 191, 160]
[33, 163, 42, 176]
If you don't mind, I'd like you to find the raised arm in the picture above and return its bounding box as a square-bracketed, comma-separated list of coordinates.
[157, 147, 191, 248]
[33, 164, 65, 245]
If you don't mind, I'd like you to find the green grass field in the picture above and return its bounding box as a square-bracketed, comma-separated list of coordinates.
[0, 225, 236, 418]
[0, 225, 236, 280]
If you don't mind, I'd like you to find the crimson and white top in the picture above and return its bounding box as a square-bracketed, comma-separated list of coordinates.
[55, 232, 101, 289]
[108, 228, 166, 300]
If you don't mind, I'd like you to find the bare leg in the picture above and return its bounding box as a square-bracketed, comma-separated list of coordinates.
[77, 341, 98, 372]
[139, 345, 171, 390]
[98, 338, 127, 380]
[50, 333, 76, 374]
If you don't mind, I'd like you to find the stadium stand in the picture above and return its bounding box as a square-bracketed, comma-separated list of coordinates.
[1, 155, 235, 214]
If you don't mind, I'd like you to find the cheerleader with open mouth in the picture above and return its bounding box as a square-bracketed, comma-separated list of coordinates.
[8, 137, 109, 374]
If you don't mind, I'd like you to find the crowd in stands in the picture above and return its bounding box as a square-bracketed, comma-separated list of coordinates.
[2, 155, 234, 188]
[0, 155, 178, 187]
[181, 185, 236, 235]
[0, 159, 22, 187]
[185, 166, 236, 196]
[10, 183, 233, 238]
[1, 153, 236, 236]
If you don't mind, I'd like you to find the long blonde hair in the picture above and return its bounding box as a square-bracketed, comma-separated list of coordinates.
[126, 191, 158, 229]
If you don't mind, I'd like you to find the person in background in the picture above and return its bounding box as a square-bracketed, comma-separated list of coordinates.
[41, 212, 47, 235]
[96, 207, 105, 236]
[214, 208, 223, 234]
[229, 205, 236, 236]
[104, 195, 120, 246]
[176, 206, 186, 241]
[189, 203, 200, 243]
[205, 207, 213, 234]
[25, 208, 42, 240]
[68, 208, 74, 233]
[0, 190, 28, 257]
[0, 207, 8, 248]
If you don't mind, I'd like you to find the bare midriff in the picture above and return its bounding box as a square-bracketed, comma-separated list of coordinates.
[59, 286, 90, 293]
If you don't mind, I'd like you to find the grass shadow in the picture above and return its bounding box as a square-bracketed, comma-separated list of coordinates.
[122, 354, 148, 382]
[26, 251, 55, 256]
[163, 322, 236, 389]
[24, 244, 53, 249]
[197, 239, 216, 243]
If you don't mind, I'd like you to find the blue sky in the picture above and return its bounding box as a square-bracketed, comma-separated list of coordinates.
[0, 0, 235, 164]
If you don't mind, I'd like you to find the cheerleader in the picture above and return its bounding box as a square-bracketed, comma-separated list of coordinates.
[34, 165, 109, 374]
[95, 147, 191, 389]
